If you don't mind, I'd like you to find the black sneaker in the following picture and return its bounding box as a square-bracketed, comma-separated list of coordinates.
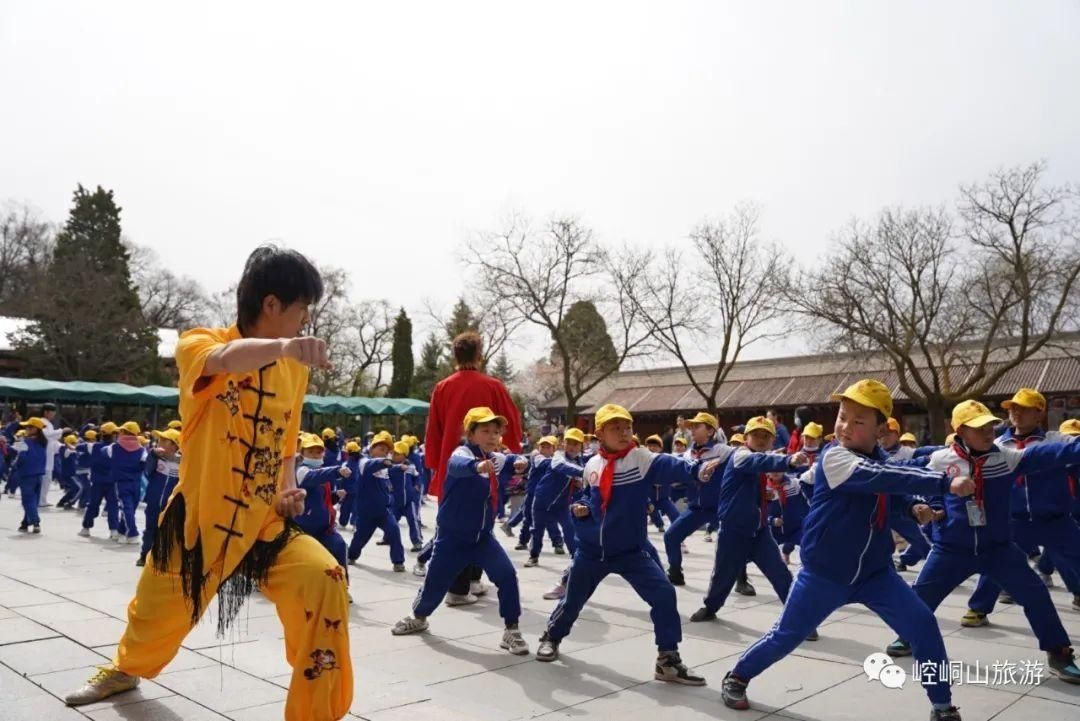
[17, 525, 27, 533]
[1073, 595, 1080, 611]
[895, 559, 909, 572]
[806, 628, 819, 642]
[514, 543, 528, 551]
[376, 538, 389, 546]
[735, 578, 757, 597]
[655, 651, 706, 686]
[32, 525, 41, 534]
[553, 545, 566, 556]
[887, 639, 912, 657]
[931, 707, 962, 721]
[1048, 647, 1080, 684]
[135, 555, 146, 567]
[721, 672, 750, 709]
[690, 607, 717, 622]
[536, 632, 560, 662]
[668, 568, 685, 586]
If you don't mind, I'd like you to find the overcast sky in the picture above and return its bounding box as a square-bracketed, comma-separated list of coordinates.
[2, 1, 1078, 368]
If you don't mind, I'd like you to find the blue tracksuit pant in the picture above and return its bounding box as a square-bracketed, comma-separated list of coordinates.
[412, 531, 520, 623]
[899, 522, 933, 566]
[312, 528, 349, 576]
[82, 483, 119, 530]
[917, 543, 1069, 651]
[530, 504, 576, 558]
[392, 503, 423, 546]
[733, 566, 952, 705]
[337, 492, 356, 527]
[347, 508, 405, 565]
[18, 475, 42, 526]
[649, 497, 680, 530]
[141, 477, 179, 556]
[547, 550, 681, 650]
[892, 514, 931, 565]
[116, 482, 140, 538]
[507, 492, 565, 548]
[664, 507, 715, 571]
[703, 526, 792, 612]
[75, 473, 90, 509]
[1036, 551, 1080, 593]
[968, 515, 1080, 612]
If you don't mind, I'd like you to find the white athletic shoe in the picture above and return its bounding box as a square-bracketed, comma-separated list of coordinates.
[64, 666, 140, 706]
[500, 628, 529, 655]
[125, 536, 139, 545]
[1041, 573, 1055, 588]
[445, 593, 478, 607]
[391, 616, 429, 636]
[78, 528, 90, 537]
[543, 584, 566, 601]
[109, 531, 120, 541]
[470, 581, 488, 597]
[412, 563, 427, 577]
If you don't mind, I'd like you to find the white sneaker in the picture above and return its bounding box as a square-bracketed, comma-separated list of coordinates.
[78, 528, 90, 537]
[125, 536, 139, 545]
[64, 666, 140, 706]
[445, 593, 478, 607]
[109, 531, 119, 541]
[704, 532, 713, 543]
[470, 581, 488, 597]
[500, 628, 529, 655]
[391, 616, 429, 636]
[543, 584, 566, 601]
[1041, 573, 1055, 588]
[412, 563, 427, 577]
[681, 543, 689, 554]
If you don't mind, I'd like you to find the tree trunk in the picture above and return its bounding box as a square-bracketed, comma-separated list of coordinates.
[924, 396, 949, 444]
[564, 398, 577, 428]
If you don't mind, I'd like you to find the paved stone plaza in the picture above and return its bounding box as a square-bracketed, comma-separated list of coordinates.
[2, 490, 1080, 721]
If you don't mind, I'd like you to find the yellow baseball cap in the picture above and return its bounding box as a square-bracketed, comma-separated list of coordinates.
[899, 432, 918, 444]
[745, 416, 776, 437]
[167, 420, 183, 430]
[462, 407, 508, 432]
[594, 404, 633, 430]
[538, 435, 558, 447]
[119, 421, 142, 435]
[645, 434, 663, 446]
[886, 418, 901, 433]
[83, 430, 98, 441]
[152, 428, 182, 445]
[564, 428, 586, 444]
[344, 440, 361, 454]
[393, 441, 410, 456]
[1002, 388, 1046, 412]
[14, 430, 26, 439]
[300, 433, 325, 450]
[830, 379, 893, 418]
[729, 433, 745, 445]
[19, 417, 45, 430]
[945, 432, 957, 445]
[951, 400, 1000, 430]
[824, 433, 836, 442]
[802, 422, 824, 439]
[1059, 419, 1080, 436]
[688, 412, 719, 429]
[63, 434, 78, 446]
[99, 421, 119, 435]
[321, 427, 337, 440]
[369, 430, 394, 450]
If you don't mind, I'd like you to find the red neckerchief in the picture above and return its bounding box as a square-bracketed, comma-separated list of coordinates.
[953, 442, 989, 508]
[598, 442, 637, 511]
[469, 445, 500, 515]
[874, 494, 888, 530]
[1012, 437, 1030, 486]
[760, 474, 773, 527]
[323, 481, 337, 531]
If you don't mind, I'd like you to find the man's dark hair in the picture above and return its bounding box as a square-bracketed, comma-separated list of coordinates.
[236, 245, 324, 334]
[452, 331, 483, 370]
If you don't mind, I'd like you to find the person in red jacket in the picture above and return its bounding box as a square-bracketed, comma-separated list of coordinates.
[424, 331, 522, 601]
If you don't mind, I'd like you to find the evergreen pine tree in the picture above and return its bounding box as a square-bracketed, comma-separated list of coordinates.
[388, 308, 414, 397]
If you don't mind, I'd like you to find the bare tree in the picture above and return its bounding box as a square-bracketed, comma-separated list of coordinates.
[343, 299, 395, 396]
[462, 213, 650, 420]
[612, 202, 791, 415]
[420, 294, 522, 371]
[787, 162, 1080, 438]
[126, 242, 212, 330]
[0, 202, 54, 313]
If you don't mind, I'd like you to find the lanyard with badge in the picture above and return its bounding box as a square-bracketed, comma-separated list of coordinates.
[960, 449, 988, 527]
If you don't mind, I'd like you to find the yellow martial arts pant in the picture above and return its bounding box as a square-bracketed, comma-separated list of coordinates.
[114, 525, 353, 721]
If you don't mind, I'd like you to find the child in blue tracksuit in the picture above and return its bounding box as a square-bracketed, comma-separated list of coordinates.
[345, 432, 406, 571]
[336, 440, 360, 529]
[766, 472, 809, 563]
[81, 422, 121, 539]
[645, 435, 680, 531]
[536, 403, 707, 686]
[691, 416, 810, 622]
[881, 419, 934, 572]
[295, 433, 353, 591]
[1034, 419, 1080, 603]
[388, 441, 423, 551]
[884, 399, 1080, 686]
[137, 429, 182, 567]
[56, 435, 82, 509]
[722, 380, 967, 721]
[664, 412, 734, 586]
[108, 422, 148, 544]
[392, 407, 529, 656]
[527, 429, 587, 566]
[12, 418, 48, 533]
[74, 430, 95, 510]
[963, 389, 1080, 619]
[321, 428, 341, 467]
[501, 437, 563, 551]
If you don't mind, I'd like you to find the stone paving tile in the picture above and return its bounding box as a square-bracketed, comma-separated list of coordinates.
[154, 665, 288, 712]
[0, 637, 110, 676]
[85, 694, 232, 721]
[0, 616, 62, 646]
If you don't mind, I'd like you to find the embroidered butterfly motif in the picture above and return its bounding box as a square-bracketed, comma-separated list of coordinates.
[304, 610, 313, 621]
[215, 382, 241, 416]
[303, 649, 339, 680]
[324, 566, 345, 583]
[323, 618, 341, 630]
[253, 482, 277, 506]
